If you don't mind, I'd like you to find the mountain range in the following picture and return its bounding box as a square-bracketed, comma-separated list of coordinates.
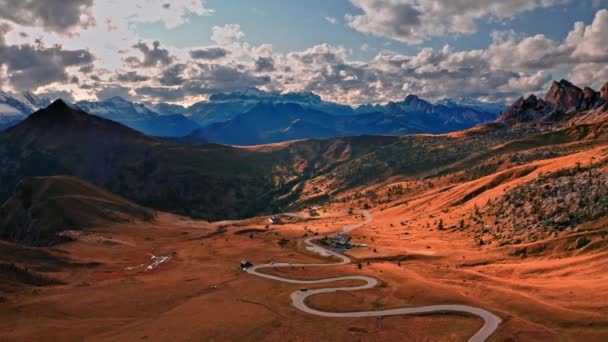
[75, 97, 201, 137]
[188, 95, 498, 145]
[0, 88, 503, 141]
[2, 78, 602, 228]
[0, 91, 51, 131]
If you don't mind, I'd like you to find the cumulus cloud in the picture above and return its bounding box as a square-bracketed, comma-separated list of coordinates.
[189, 47, 229, 60]
[504, 71, 553, 93]
[346, 0, 568, 44]
[486, 31, 572, 70]
[127, 41, 174, 67]
[211, 24, 244, 45]
[0, 42, 94, 90]
[114, 71, 150, 83]
[95, 84, 134, 101]
[0, 0, 94, 34]
[100, 0, 213, 29]
[570, 63, 608, 90]
[568, 9, 608, 63]
[134, 63, 271, 102]
[37, 89, 77, 102]
[254, 57, 275, 72]
[265, 42, 554, 105]
[158, 63, 186, 86]
[0, 0, 605, 107]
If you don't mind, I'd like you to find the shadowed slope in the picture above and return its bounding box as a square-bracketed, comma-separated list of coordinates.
[0, 176, 154, 246]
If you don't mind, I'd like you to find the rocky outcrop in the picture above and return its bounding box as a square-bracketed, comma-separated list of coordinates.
[497, 95, 552, 124]
[498, 79, 608, 125]
[601, 82, 608, 102]
[544, 80, 583, 113]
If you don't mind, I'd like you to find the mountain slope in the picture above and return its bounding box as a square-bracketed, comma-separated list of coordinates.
[3, 98, 598, 222]
[0, 100, 277, 219]
[0, 100, 405, 220]
[0, 176, 154, 246]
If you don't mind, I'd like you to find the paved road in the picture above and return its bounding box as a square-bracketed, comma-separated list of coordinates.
[245, 210, 501, 342]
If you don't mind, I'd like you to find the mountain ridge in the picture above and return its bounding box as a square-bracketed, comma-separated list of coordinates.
[187, 95, 499, 145]
[498, 79, 608, 125]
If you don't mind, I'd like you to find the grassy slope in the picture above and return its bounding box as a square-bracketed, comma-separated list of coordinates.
[0, 176, 154, 245]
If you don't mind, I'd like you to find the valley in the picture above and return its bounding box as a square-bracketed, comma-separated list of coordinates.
[2, 178, 607, 341]
[2, 2, 608, 341]
[1, 79, 608, 341]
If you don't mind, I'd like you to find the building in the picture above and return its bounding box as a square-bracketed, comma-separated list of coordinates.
[268, 216, 283, 224]
[332, 234, 352, 249]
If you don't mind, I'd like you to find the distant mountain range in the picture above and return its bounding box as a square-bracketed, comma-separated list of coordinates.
[76, 97, 200, 137]
[184, 88, 355, 126]
[0, 80, 606, 230]
[0, 98, 510, 227]
[0, 88, 504, 140]
[189, 94, 499, 145]
[0, 91, 50, 131]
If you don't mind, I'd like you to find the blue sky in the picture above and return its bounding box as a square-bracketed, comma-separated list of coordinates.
[0, 0, 607, 105]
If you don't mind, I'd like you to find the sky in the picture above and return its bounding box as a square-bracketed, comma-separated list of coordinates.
[0, 0, 607, 106]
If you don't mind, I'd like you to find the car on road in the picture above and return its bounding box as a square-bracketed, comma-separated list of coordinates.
[300, 288, 308, 292]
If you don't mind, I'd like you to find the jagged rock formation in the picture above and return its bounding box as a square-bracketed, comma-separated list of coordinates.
[498, 79, 608, 125]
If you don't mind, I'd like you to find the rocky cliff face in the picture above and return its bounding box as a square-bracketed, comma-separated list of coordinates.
[544, 80, 584, 113]
[581, 87, 600, 111]
[497, 95, 552, 124]
[498, 79, 608, 125]
[601, 82, 608, 102]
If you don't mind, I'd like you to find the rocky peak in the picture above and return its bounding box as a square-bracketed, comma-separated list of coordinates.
[44, 99, 79, 117]
[497, 95, 551, 124]
[498, 79, 608, 126]
[404, 94, 421, 103]
[544, 79, 583, 113]
[402, 94, 433, 112]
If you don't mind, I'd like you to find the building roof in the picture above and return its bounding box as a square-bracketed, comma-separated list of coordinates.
[334, 234, 351, 245]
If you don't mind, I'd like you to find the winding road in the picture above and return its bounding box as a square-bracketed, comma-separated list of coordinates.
[245, 210, 501, 342]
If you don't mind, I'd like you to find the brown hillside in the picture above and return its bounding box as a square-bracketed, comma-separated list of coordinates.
[0, 176, 154, 246]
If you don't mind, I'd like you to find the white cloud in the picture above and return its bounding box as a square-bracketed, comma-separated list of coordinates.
[569, 9, 608, 63]
[324, 16, 337, 24]
[0, 1, 605, 107]
[211, 24, 244, 46]
[346, 0, 569, 44]
[100, 0, 213, 29]
[0, 0, 95, 34]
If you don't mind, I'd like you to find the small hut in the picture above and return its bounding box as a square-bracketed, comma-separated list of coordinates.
[332, 234, 352, 249]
